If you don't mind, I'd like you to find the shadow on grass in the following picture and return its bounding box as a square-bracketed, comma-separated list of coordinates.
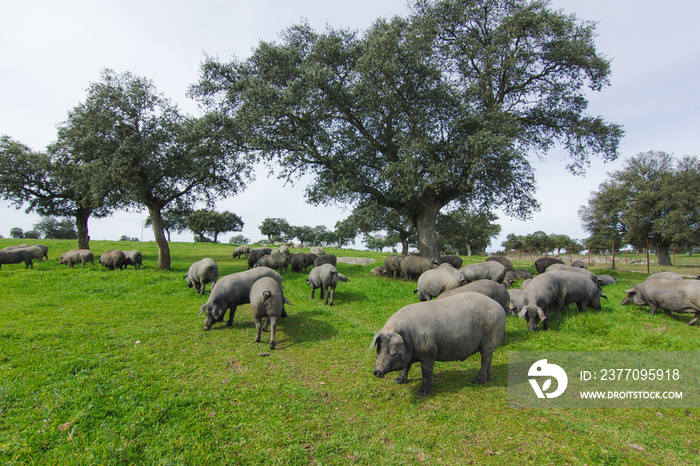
[384, 362, 510, 398]
[208, 309, 339, 349]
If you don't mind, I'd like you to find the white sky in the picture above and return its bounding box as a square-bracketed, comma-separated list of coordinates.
[1, 0, 699, 250]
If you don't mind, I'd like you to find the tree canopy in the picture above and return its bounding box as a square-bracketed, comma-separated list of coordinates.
[0, 135, 113, 249]
[187, 209, 243, 243]
[579, 151, 700, 265]
[74, 69, 251, 269]
[437, 207, 501, 256]
[191, 0, 622, 258]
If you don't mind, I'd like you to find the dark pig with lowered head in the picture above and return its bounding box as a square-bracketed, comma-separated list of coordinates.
[199, 267, 283, 330]
[370, 292, 506, 396]
[621, 279, 700, 325]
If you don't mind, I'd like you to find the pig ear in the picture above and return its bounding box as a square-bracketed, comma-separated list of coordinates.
[517, 307, 528, 319]
[211, 305, 223, 320]
[389, 334, 406, 355]
[601, 292, 608, 301]
[198, 303, 208, 318]
[623, 289, 634, 294]
[369, 333, 381, 350]
[536, 308, 547, 321]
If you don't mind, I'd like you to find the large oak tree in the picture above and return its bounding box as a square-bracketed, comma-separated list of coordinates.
[78, 69, 251, 269]
[191, 0, 622, 258]
[579, 151, 700, 266]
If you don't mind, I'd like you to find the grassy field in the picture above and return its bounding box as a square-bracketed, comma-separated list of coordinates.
[1, 239, 699, 465]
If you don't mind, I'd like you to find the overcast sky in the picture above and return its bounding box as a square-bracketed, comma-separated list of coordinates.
[2, 0, 699, 250]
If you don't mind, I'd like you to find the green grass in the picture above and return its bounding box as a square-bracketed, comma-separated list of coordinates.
[1, 239, 699, 464]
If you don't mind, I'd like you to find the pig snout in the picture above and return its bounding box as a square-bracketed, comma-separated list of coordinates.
[373, 368, 386, 378]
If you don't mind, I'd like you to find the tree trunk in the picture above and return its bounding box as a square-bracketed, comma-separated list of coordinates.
[148, 205, 171, 270]
[414, 201, 441, 259]
[655, 242, 672, 266]
[75, 208, 91, 250]
[466, 243, 472, 257]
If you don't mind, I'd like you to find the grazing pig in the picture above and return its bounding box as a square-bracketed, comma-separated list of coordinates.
[2, 244, 49, 260]
[290, 252, 313, 273]
[621, 279, 700, 325]
[255, 251, 290, 274]
[313, 254, 337, 267]
[184, 258, 219, 294]
[518, 273, 567, 331]
[250, 277, 291, 349]
[58, 249, 95, 268]
[571, 260, 588, 269]
[534, 257, 565, 274]
[439, 255, 463, 269]
[307, 264, 348, 306]
[507, 288, 527, 316]
[384, 254, 406, 279]
[199, 267, 283, 330]
[596, 274, 618, 286]
[99, 250, 126, 270]
[414, 264, 467, 301]
[546, 263, 598, 284]
[0, 248, 35, 270]
[370, 265, 387, 276]
[646, 271, 682, 281]
[232, 245, 251, 259]
[546, 269, 607, 313]
[400, 256, 440, 281]
[437, 279, 510, 315]
[247, 248, 272, 269]
[123, 250, 142, 269]
[514, 269, 533, 280]
[370, 292, 506, 396]
[459, 261, 506, 284]
[485, 256, 513, 271]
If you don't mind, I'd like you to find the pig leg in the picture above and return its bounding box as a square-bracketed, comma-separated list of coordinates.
[268, 316, 278, 349]
[254, 318, 263, 343]
[395, 363, 412, 384]
[226, 306, 238, 326]
[649, 303, 658, 315]
[310, 286, 316, 299]
[662, 310, 680, 320]
[688, 313, 698, 326]
[329, 284, 335, 306]
[418, 359, 435, 396]
[472, 349, 493, 384]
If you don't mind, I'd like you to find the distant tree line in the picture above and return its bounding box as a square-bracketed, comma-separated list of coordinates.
[10, 216, 78, 240]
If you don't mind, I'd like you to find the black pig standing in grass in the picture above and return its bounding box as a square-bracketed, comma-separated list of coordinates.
[200, 267, 283, 330]
[250, 277, 291, 349]
[370, 292, 506, 396]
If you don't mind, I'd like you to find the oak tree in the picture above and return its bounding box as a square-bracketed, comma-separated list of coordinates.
[191, 0, 622, 258]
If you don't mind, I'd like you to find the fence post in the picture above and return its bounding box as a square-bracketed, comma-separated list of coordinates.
[612, 241, 615, 270]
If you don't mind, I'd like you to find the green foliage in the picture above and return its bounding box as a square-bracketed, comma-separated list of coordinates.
[22, 230, 39, 239]
[187, 209, 243, 243]
[9, 227, 23, 239]
[69, 69, 252, 269]
[580, 151, 700, 265]
[0, 238, 698, 464]
[192, 0, 622, 257]
[437, 207, 500, 256]
[228, 234, 250, 245]
[259, 218, 292, 243]
[33, 216, 78, 239]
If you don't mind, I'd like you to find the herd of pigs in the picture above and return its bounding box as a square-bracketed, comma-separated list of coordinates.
[2, 242, 699, 396]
